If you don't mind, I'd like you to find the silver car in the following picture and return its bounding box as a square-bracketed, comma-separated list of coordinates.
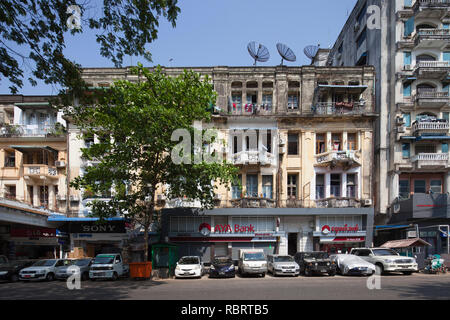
[56, 258, 93, 281]
[267, 255, 300, 277]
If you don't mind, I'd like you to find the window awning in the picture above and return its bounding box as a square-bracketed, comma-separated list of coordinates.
[380, 238, 432, 248]
[48, 215, 125, 222]
[10, 145, 59, 155]
[416, 136, 450, 141]
[399, 136, 416, 140]
[14, 102, 51, 110]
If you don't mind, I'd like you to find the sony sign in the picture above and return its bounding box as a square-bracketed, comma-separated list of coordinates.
[82, 225, 117, 233]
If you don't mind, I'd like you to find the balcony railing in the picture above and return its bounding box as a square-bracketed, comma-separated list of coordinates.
[231, 151, 276, 166]
[230, 197, 276, 208]
[412, 153, 449, 162]
[315, 198, 361, 208]
[315, 150, 360, 167]
[414, 0, 450, 11]
[414, 61, 450, 70]
[228, 104, 273, 115]
[24, 165, 58, 177]
[412, 121, 449, 133]
[311, 102, 367, 116]
[0, 124, 64, 138]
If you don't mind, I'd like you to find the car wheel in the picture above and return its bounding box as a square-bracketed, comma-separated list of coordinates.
[112, 272, 118, 281]
[46, 273, 55, 281]
[304, 268, 311, 277]
[82, 272, 89, 281]
[10, 274, 19, 283]
[402, 271, 412, 276]
[261, 273, 265, 278]
[328, 271, 336, 277]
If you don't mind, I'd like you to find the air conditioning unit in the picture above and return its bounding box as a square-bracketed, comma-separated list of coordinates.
[396, 117, 405, 125]
[55, 161, 66, 168]
[56, 194, 66, 201]
[279, 137, 286, 146]
[279, 146, 286, 154]
[363, 199, 373, 207]
[397, 126, 406, 133]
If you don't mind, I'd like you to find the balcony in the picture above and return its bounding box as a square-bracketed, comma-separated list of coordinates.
[230, 197, 276, 208]
[412, 121, 449, 134]
[415, 88, 449, 107]
[413, 0, 450, 18]
[311, 102, 367, 116]
[231, 151, 276, 166]
[390, 193, 450, 223]
[315, 197, 361, 209]
[23, 164, 58, 180]
[314, 151, 360, 168]
[414, 29, 450, 48]
[0, 124, 65, 138]
[411, 153, 449, 169]
[227, 104, 273, 116]
[413, 61, 450, 79]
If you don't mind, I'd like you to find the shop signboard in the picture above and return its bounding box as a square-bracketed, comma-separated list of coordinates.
[10, 227, 56, 238]
[318, 216, 363, 235]
[69, 221, 126, 234]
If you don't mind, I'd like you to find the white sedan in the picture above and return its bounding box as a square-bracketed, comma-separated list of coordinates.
[175, 256, 204, 279]
[330, 254, 376, 276]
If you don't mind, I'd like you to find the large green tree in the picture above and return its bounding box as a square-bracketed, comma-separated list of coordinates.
[0, 0, 180, 93]
[68, 64, 238, 262]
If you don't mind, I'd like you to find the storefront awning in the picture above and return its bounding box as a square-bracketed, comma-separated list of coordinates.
[10, 145, 59, 155]
[48, 215, 125, 222]
[380, 238, 432, 248]
[415, 136, 450, 141]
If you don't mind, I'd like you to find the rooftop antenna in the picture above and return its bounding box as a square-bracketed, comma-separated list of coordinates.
[247, 41, 270, 66]
[304, 44, 321, 63]
[276, 43, 297, 65]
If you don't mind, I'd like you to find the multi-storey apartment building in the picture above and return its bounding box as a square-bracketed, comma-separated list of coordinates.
[73, 65, 377, 262]
[327, 0, 450, 254]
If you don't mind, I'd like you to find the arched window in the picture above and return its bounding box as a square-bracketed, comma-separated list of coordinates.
[416, 54, 436, 62]
[416, 82, 436, 94]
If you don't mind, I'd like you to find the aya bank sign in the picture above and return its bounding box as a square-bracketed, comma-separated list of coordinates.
[198, 223, 256, 235]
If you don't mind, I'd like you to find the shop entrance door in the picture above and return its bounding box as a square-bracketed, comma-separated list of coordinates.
[288, 233, 298, 256]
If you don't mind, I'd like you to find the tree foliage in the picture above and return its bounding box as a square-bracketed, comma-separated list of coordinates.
[68, 64, 238, 261]
[0, 0, 180, 93]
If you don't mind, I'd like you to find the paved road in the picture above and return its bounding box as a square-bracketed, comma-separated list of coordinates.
[1, 273, 450, 300]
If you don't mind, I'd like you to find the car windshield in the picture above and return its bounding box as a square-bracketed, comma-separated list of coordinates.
[213, 257, 232, 264]
[244, 253, 265, 261]
[372, 249, 398, 256]
[303, 252, 329, 259]
[274, 256, 294, 262]
[93, 255, 116, 264]
[179, 257, 200, 265]
[75, 259, 91, 266]
[33, 259, 57, 267]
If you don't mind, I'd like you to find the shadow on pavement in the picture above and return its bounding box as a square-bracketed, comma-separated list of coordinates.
[388, 277, 450, 300]
[0, 279, 167, 300]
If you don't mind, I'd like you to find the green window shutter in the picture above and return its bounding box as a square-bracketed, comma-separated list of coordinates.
[404, 52, 412, 65]
[402, 143, 410, 158]
[402, 113, 411, 127]
[404, 17, 415, 37]
[444, 52, 450, 62]
[403, 83, 411, 97]
[442, 143, 449, 154]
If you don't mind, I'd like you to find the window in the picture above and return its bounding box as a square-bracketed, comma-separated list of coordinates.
[288, 94, 299, 110]
[402, 143, 410, 159]
[4, 151, 15, 167]
[262, 94, 272, 110]
[414, 180, 426, 194]
[231, 93, 242, 110]
[444, 112, 450, 122]
[233, 136, 238, 154]
[264, 130, 272, 154]
[347, 133, 357, 151]
[287, 174, 298, 199]
[356, 29, 366, 49]
[399, 180, 410, 199]
[316, 174, 325, 199]
[232, 175, 242, 199]
[262, 175, 273, 199]
[316, 134, 326, 154]
[403, 83, 411, 97]
[331, 133, 342, 151]
[347, 174, 357, 198]
[246, 93, 257, 105]
[416, 144, 436, 154]
[6, 185, 16, 200]
[404, 52, 412, 66]
[442, 143, 449, 154]
[430, 180, 442, 194]
[246, 174, 258, 198]
[288, 134, 298, 155]
[330, 174, 341, 197]
[40, 186, 49, 207]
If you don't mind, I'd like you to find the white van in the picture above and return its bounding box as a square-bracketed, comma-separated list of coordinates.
[238, 249, 267, 277]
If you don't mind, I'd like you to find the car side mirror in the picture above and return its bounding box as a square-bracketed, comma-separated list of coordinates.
[369, 254, 374, 257]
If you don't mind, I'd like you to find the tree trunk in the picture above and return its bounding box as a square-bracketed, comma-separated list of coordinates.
[143, 224, 149, 262]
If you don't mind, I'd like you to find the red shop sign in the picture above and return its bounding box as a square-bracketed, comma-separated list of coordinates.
[10, 227, 56, 238]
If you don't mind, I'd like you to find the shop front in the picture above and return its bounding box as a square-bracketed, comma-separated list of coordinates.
[163, 210, 282, 264]
[314, 215, 367, 254]
[48, 216, 128, 258]
[8, 226, 60, 259]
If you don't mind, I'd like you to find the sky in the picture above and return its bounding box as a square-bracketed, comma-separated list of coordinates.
[0, 0, 357, 95]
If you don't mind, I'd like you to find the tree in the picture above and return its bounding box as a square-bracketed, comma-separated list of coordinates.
[0, 0, 180, 93]
[68, 64, 238, 262]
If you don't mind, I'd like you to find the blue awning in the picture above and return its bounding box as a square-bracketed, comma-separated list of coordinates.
[416, 136, 450, 141]
[400, 136, 416, 140]
[48, 215, 125, 222]
[375, 225, 412, 230]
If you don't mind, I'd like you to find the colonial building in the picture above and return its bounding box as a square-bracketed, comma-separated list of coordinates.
[75, 65, 377, 262]
[327, 0, 450, 255]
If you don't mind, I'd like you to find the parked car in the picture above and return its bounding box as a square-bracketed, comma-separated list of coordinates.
[19, 259, 71, 281]
[209, 256, 235, 278]
[0, 257, 35, 283]
[238, 249, 267, 277]
[89, 253, 129, 281]
[294, 252, 336, 276]
[267, 255, 300, 277]
[350, 248, 418, 275]
[175, 256, 204, 279]
[330, 254, 376, 276]
[56, 258, 93, 281]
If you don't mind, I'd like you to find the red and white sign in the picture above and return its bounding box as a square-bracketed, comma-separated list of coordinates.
[321, 236, 365, 243]
[10, 227, 56, 238]
[214, 224, 255, 233]
[199, 223, 211, 236]
[321, 224, 359, 234]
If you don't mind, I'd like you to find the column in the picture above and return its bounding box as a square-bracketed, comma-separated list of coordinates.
[342, 173, 347, 198]
[326, 132, 332, 152]
[33, 185, 39, 206]
[391, 172, 399, 203]
[445, 173, 450, 194]
[48, 184, 55, 210]
[325, 173, 331, 198]
[342, 132, 348, 151]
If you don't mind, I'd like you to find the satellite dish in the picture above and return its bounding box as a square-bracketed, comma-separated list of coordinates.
[304, 45, 320, 62]
[276, 43, 296, 65]
[247, 41, 270, 66]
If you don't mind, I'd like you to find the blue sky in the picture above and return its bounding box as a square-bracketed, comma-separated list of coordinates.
[0, 0, 357, 95]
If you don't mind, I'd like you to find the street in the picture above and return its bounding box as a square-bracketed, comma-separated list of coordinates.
[1, 273, 450, 300]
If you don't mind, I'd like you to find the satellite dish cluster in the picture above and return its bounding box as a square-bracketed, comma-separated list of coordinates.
[247, 41, 320, 66]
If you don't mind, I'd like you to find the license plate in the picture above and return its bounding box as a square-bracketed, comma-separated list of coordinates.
[184, 272, 190, 275]
[23, 275, 31, 278]
[96, 272, 105, 276]
[219, 272, 225, 275]
[321, 269, 327, 272]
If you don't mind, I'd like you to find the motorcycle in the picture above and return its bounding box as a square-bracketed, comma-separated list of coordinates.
[424, 254, 447, 274]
